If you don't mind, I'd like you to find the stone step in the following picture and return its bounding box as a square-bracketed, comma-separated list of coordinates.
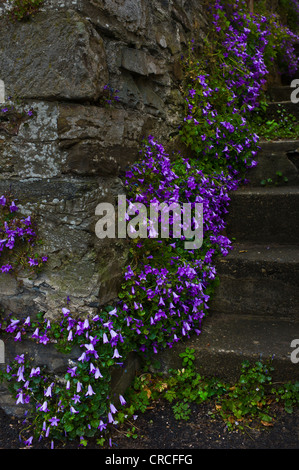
[226, 186, 299, 244]
[281, 71, 299, 85]
[268, 86, 294, 102]
[258, 140, 299, 154]
[246, 140, 299, 186]
[153, 313, 299, 382]
[281, 66, 299, 84]
[266, 101, 299, 120]
[209, 244, 299, 318]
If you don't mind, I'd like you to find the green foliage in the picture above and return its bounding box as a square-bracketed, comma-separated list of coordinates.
[218, 360, 274, 429]
[179, 347, 196, 369]
[273, 381, 299, 414]
[260, 171, 289, 187]
[251, 105, 299, 141]
[6, 0, 44, 21]
[0, 305, 132, 445]
[118, 350, 299, 436]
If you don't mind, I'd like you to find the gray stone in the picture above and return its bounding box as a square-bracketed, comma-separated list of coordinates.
[0, 10, 108, 100]
[210, 244, 299, 318]
[121, 47, 166, 76]
[58, 103, 149, 174]
[226, 186, 299, 244]
[0, 177, 129, 317]
[151, 313, 299, 383]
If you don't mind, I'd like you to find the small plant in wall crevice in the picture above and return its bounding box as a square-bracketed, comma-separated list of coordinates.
[4, 0, 44, 22]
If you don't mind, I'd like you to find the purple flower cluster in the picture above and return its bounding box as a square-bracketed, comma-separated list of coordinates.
[102, 84, 120, 105]
[0, 97, 35, 134]
[0, 195, 47, 273]
[214, 1, 270, 112]
[216, 0, 299, 78]
[3, 306, 127, 445]
[119, 136, 238, 355]
[117, 1, 299, 357]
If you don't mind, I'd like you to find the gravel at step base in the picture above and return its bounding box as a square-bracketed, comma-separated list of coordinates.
[0, 401, 298, 450]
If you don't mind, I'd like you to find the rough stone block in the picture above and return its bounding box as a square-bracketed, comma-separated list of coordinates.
[58, 104, 148, 174]
[121, 47, 166, 76]
[0, 10, 108, 100]
[0, 177, 129, 318]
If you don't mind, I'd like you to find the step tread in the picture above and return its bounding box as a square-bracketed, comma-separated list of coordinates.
[231, 185, 299, 195]
[259, 139, 299, 146]
[269, 85, 294, 89]
[257, 140, 299, 156]
[225, 243, 299, 263]
[268, 100, 297, 104]
[266, 101, 299, 118]
[155, 314, 299, 381]
[226, 187, 299, 244]
[197, 313, 298, 358]
[212, 244, 299, 318]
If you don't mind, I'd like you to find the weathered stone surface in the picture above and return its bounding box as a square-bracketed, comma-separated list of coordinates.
[210, 244, 299, 318]
[226, 186, 299, 244]
[0, 10, 108, 100]
[0, 177, 129, 318]
[76, 0, 151, 40]
[121, 47, 166, 76]
[0, 337, 81, 416]
[58, 104, 148, 175]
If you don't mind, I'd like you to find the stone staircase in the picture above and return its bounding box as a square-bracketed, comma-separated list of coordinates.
[154, 58, 299, 383]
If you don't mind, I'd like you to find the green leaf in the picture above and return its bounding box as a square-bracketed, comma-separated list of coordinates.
[64, 423, 74, 433]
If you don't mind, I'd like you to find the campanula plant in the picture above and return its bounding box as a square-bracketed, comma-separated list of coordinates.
[0, 192, 47, 275]
[179, 0, 299, 176]
[119, 136, 238, 357]
[0, 306, 130, 445]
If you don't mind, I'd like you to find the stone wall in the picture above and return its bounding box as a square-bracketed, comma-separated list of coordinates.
[0, 0, 207, 320]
